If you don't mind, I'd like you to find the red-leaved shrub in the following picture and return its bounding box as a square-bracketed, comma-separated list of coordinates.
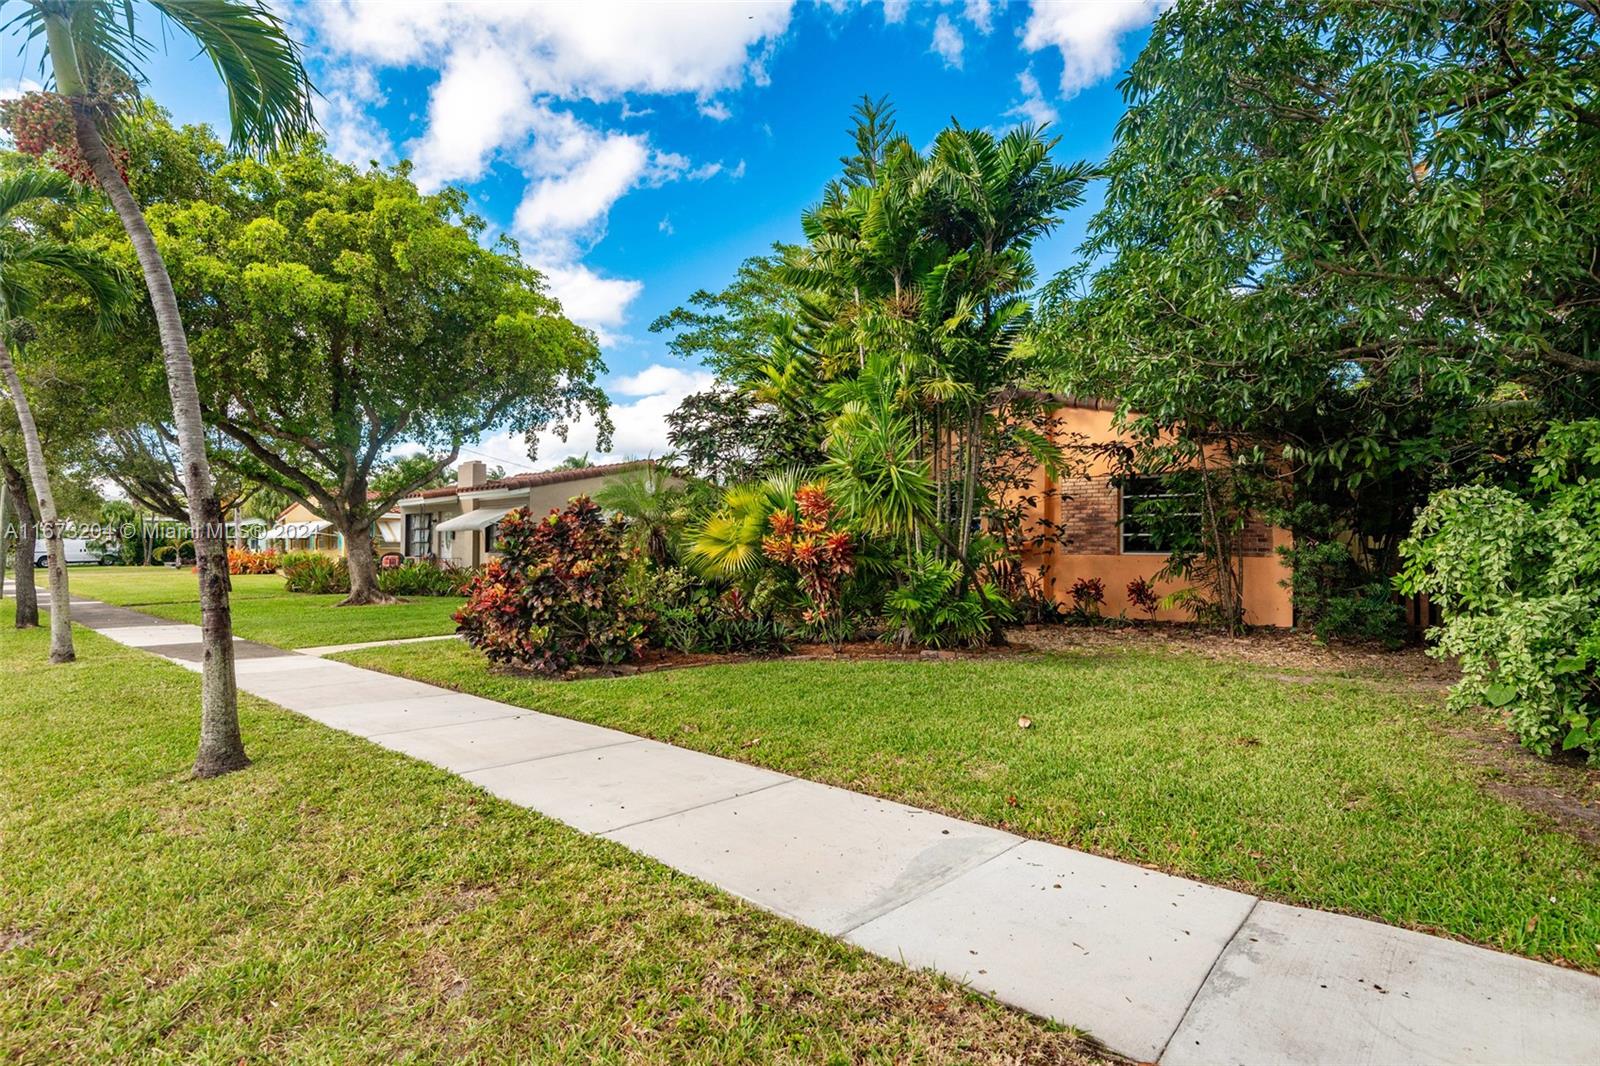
[455, 497, 648, 675]
[228, 547, 282, 575]
[1127, 576, 1161, 619]
[760, 481, 854, 628]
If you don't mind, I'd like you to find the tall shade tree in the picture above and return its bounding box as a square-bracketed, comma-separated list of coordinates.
[5, 0, 316, 776]
[0, 167, 127, 662]
[1039, 0, 1600, 575]
[156, 142, 607, 603]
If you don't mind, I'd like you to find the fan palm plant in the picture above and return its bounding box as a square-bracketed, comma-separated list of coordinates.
[5, 0, 315, 776]
[0, 167, 129, 663]
[686, 468, 803, 579]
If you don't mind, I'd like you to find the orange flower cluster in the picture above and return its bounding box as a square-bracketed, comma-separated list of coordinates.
[761, 481, 854, 626]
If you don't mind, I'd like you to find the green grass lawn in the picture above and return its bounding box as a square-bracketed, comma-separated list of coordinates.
[0, 607, 1099, 1063]
[64, 567, 463, 648]
[337, 638, 1600, 972]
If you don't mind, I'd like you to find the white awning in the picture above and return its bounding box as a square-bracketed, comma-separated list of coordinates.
[436, 506, 512, 534]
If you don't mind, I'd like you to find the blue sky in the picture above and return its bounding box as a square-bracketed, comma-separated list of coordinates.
[3, 1, 1162, 472]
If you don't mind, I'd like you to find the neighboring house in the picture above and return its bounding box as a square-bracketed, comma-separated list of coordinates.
[398, 460, 655, 567]
[263, 495, 403, 558]
[1011, 397, 1294, 627]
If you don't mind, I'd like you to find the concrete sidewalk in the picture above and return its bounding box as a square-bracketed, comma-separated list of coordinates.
[31, 588, 1600, 1065]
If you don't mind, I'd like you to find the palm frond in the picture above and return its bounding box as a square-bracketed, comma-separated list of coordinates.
[148, 0, 316, 153]
[0, 169, 81, 220]
[0, 238, 132, 324]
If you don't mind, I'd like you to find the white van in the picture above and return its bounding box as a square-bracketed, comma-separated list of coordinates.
[32, 539, 116, 567]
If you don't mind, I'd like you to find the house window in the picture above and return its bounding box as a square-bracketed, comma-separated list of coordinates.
[1119, 476, 1202, 554]
[405, 512, 434, 557]
[484, 523, 501, 552]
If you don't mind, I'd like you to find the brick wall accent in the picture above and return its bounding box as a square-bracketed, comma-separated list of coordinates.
[1058, 477, 1120, 555]
[1239, 514, 1274, 557]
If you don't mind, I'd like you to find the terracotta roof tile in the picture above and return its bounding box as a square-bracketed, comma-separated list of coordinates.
[402, 459, 654, 500]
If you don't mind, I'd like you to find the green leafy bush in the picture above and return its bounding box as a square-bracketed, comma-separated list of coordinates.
[152, 545, 176, 564]
[1399, 422, 1600, 760]
[455, 498, 648, 675]
[176, 540, 195, 564]
[884, 552, 1014, 649]
[1281, 540, 1405, 644]
[281, 551, 351, 595]
[377, 559, 463, 597]
[635, 567, 790, 655]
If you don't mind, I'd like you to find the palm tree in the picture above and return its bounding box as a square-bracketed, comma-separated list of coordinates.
[0, 168, 128, 663]
[8, 0, 315, 776]
[593, 466, 692, 569]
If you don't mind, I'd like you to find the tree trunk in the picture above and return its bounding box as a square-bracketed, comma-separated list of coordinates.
[340, 521, 393, 606]
[66, 94, 245, 776]
[0, 337, 72, 661]
[1, 457, 38, 628]
[955, 405, 984, 590]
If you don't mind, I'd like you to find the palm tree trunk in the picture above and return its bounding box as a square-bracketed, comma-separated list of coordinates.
[0, 337, 72, 661]
[1, 455, 38, 628]
[956, 405, 983, 568]
[67, 101, 246, 776]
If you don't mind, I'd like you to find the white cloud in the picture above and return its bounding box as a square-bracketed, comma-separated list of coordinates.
[1022, 0, 1167, 97]
[658, 215, 674, 235]
[303, 2, 794, 103]
[931, 14, 965, 70]
[881, 0, 910, 24]
[514, 131, 651, 241]
[533, 262, 644, 344]
[408, 43, 537, 189]
[1007, 67, 1059, 128]
[0, 76, 43, 102]
[963, 0, 994, 35]
[728, 159, 747, 180]
[613, 364, 711, 398]
[475, 363, 716, 466]
[320, 64, 394, 165]
[298, 2, 795, 345]
[698, 99, 733, 121]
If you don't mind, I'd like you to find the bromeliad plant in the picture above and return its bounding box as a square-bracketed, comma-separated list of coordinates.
[456, 497, 648, 675]
[760, 481, 855, 636]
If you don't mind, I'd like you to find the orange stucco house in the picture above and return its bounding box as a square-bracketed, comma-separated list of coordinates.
[1010, 398, 1294, 627]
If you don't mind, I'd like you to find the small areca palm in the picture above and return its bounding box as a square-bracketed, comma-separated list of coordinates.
[0, 167, 129, 663]
[593, 467, 693, 569]
[5, 0, 315, 776]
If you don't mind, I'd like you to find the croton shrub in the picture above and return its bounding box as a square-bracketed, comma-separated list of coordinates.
[760, 481, 855, 637]
[455, 497, 648, 675]
[227, 548, 282, 575]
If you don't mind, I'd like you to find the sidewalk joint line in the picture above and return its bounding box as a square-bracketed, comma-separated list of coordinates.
[1155, 894, 1261, 1063]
